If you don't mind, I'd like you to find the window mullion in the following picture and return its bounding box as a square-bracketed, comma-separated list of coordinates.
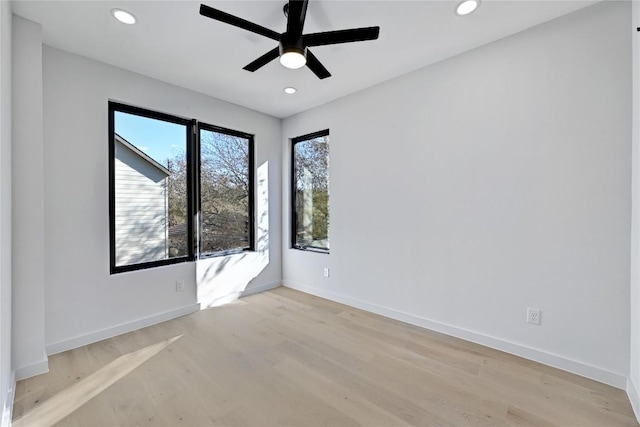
[189, 119, 199, 261]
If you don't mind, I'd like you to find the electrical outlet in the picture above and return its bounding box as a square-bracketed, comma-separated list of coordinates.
[323, 267, 330, 277]
[527, 307, 541, 325]
[176, 280, 185, 292]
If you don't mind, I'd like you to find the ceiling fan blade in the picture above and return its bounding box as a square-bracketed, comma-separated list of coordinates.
[200, 4, 280, 41]
[286, 0, 309, 37]
[243, 47, 280, 72]
[304, 27, 380, 47]
[306, 50, 331, 79]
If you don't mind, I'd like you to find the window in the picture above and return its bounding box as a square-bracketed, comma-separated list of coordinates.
[109, 102, 255, 273]
[291, 129, 330, 253]
[109, 103, 195, 273]
[199, 124, 254, 256]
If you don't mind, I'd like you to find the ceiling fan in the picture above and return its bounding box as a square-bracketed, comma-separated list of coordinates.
[199, 0, 380, 79]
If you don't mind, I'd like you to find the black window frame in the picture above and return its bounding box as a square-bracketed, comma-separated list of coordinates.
[108, 101, 256, 274]
[197, 122, 256, 259]
[291, 129, 330, 254]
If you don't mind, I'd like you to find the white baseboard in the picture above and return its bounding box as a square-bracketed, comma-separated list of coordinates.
[241, 281, 281, 297]
[46, 303, 200, 357]
[628, 378, 640, 423]
[1, 370, 15, 427]
[283, 281, 627, 389]
[15, 357, 48, 381]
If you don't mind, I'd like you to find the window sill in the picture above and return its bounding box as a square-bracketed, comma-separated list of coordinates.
[292, 246, 329, 254]
[110, 255, 193, 275]
[198, 247, 253, 259]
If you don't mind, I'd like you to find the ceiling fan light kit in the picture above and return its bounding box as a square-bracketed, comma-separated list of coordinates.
[280, 49, 307, 69]
[279, 33, 307, 69]
[199, 0, 380, 79]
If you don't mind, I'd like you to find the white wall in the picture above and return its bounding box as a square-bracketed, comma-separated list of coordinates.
[12, 16, 47, 381]
[39, 46, 282, 357]
[629, 0, 640, 420]
[283, 1, 631, 388]
[0, 1, 13, 424]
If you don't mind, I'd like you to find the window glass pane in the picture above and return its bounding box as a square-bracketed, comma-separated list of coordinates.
[113, 111, 188, 267]
[293, 132, 329, 251]
[199, 128, 251, 254]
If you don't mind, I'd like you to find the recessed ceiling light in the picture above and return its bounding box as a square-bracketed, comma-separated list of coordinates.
[111, 9, 137, 25]
[284, 87, 297, 95]
[456, 0, 479, 16]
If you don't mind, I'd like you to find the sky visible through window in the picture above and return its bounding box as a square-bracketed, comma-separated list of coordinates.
[114, 111, 185, 166]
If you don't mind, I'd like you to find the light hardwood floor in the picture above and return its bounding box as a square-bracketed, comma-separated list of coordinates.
[13, 287, 639, 426]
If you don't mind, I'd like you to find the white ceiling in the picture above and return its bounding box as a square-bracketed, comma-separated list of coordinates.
[12, 0, 597, 118]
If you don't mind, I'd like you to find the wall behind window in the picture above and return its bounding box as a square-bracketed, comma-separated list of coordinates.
[41, 46, 282, 352]
[282, 1, 631, 387]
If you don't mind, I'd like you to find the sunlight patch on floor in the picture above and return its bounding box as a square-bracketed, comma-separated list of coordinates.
[13, 335, 182, 427]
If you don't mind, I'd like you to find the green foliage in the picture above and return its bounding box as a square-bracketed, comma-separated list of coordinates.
[166, 130, 251, 256]
[294, 136, 330, 249]
[166, 157, 188, 256]
[199, 131, 250, 253]
[166, 131, 330, 254]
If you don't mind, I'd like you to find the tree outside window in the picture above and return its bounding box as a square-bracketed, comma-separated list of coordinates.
[292, 130, 329, 252]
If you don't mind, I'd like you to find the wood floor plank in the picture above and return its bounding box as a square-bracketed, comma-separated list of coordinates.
[273, 355, 412, 427]
[13, 287, 639, 427]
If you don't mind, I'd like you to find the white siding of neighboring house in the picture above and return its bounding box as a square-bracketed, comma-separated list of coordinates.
[114, 139, 169, 266]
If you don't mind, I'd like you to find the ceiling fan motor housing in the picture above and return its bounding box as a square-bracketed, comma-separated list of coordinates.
[279, 33, 307, 59]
